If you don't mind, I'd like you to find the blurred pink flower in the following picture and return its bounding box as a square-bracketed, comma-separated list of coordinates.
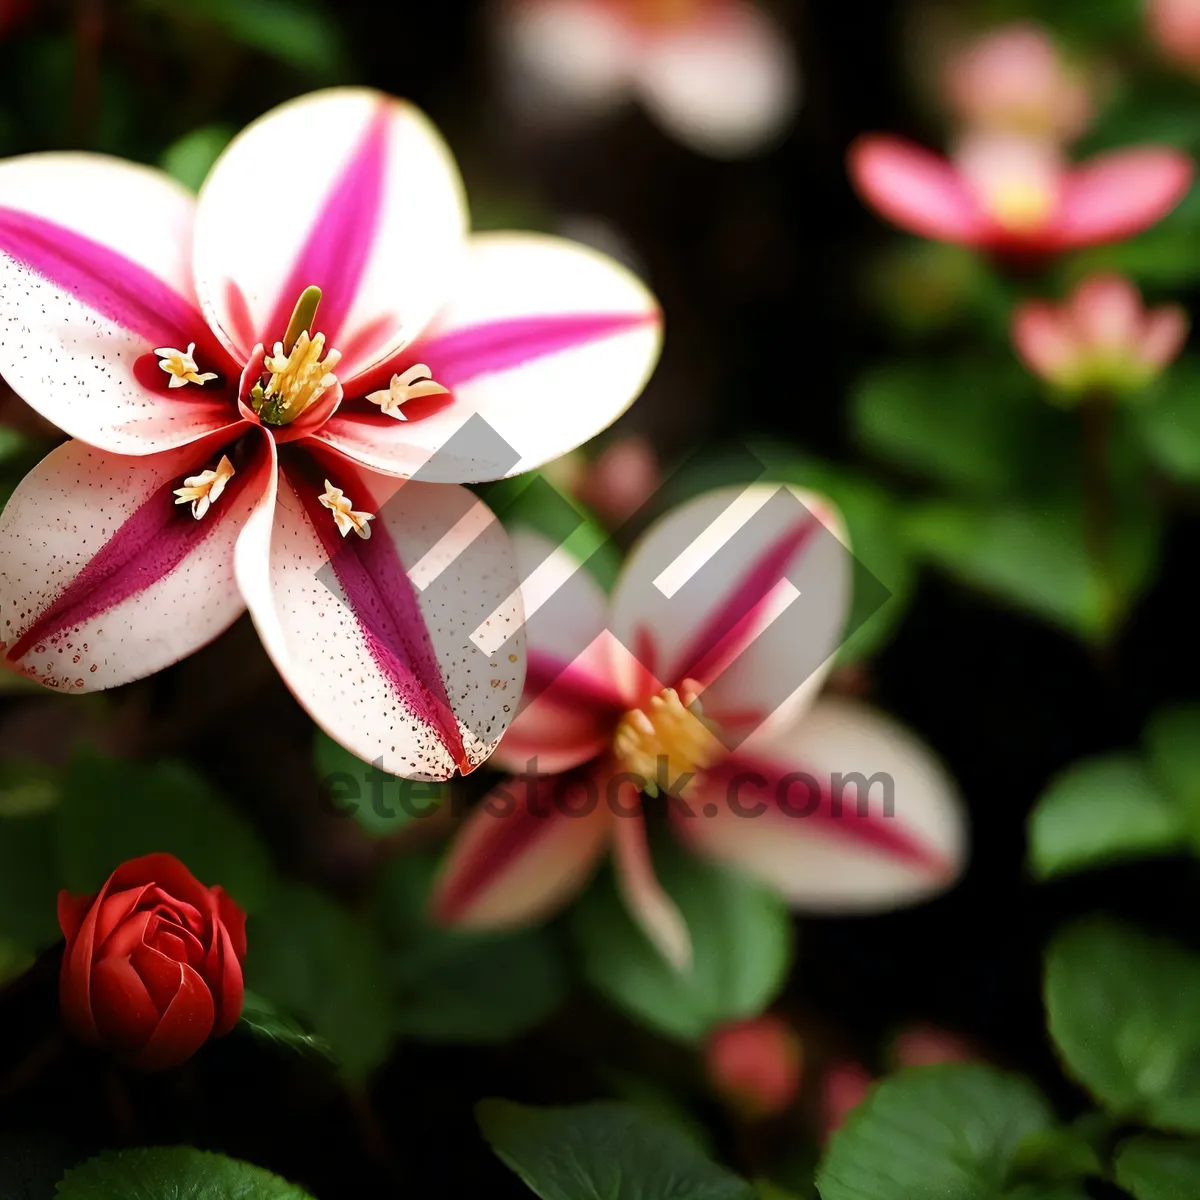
[1012, 273, 1188, 394]
[890, 1022, 978, 1068]
[576, 434, 661, 526]
[705, 1014, 803, 1118]
[820, 1059, 873, 1141]
[849, 130, 1192, 254]
[432, 486, 967, 966]
[498, 0, 799, 158]
[942, 23, 1093, 142]
[1147, 0, 1200, 73]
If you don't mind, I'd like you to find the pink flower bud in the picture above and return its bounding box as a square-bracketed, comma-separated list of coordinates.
[705, 1015, 803, 1119]
[819, 1059, 873, 1141]
[577, 434, 660, 526]
[1012, 272, 1189, 396]
[943, 23, 1093, 142]
[890, 1023, 978, 1068]
[1147, 0, 1200, 73]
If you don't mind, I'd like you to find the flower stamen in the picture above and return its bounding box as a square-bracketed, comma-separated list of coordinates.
[612, 678, 723, 795]
[155, 343, 219, 389]
[365, 364, 449, 420]
[173, 455, 235, 520]
[319, 479, 375, 540]
[254, 331, 342, 426]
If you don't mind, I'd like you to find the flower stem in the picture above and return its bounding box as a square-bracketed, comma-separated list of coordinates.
[1082, 392, 1117, 637]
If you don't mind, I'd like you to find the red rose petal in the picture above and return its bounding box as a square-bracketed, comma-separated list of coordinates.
[90, 956, 162, 1054]
[128, 962, 215, 1071]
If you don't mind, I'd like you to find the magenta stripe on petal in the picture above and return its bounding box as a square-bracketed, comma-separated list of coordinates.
[0, 206, 209, 350]
[417, 312, 655, 387]
[289, 461, 467, 768]
[525, 649, 626, 712]
[709, 756, 950, 873]
[6, 438, 259, 664]
[668, 515, 822, 686]
[262, 105, 391, 348]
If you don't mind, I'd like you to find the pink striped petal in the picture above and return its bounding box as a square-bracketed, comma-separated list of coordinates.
[193, 88, 467, 373]
[848, 135, 991, 244]
[679, 698, 967, 912]
[0, 154, 238, 453]
[431, 766, 613, 927]
[317, 232, 662, 481]
[0, 428, 269, 692]
[234, 451, 524, 780]
[611, 789, 691, 967]
[1055, 148, 1194, 248]
[607, 484, 851, 740]
[492, 529, 623, 774]
[1011, 301, 1079, 383]
[633, 1, 798, 158]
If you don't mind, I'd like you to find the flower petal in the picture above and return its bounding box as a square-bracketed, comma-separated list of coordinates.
[679, 698, 967, 912]
[1070, 272, 1144, 351]
[1055, 148, 1194, 247]
[127, 960, 215, 1070]
[1011, 300, 1077, 382]
[431, 766, 613, 927]
[634, 1, 799, 158]
[90, 954, 163, 1054]
[0, 153, 238, 453]
[1140, 304, 1190, 371]
[234, 450, 525, 780]
[0, 428, 269, 692]
[607, 484, 851, 742]
[847, 135, 991, 244]
[193, 88, 468, 373]
[318, 232, 662, 481]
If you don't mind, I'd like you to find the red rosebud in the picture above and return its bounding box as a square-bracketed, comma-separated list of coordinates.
[57, 853, 247, 1070]
[705, 1014, 803, 1119]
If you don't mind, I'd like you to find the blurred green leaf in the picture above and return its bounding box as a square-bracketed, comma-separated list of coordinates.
[0, 760, 59, 818]
[375, 851, 567, 1043]
[816, 1064, 1063, 1200]
[1134, 362, 1200, 483]
[477, 1099, 755, 1200]
[0, 812, 62, 951]
[158, 125, 233, 192]
[1115, 1135, 1200, 1199]
[238, 989, 334, 1060]
[851, 360, 1067, 497]
[314, 730, 445, 839]
[54, 1146, 315, 1199]
[1011, 1127, 1105, 1183]
[0, 939, 34, 986]
[56, 752, 275, 912]
[1145, 706, 1200, 848]
[1045, 918, 1200, 1131]
[140, 0, 348, 76]
[572, 840, 792, 1042]
[902, 491, 1161, 643]
[1028, 754, 1186, 879]
[244, 883, 395, 1081]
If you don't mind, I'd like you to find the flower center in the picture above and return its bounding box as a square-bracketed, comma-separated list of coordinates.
[612, 680, 723, 794]
[985, 179, 1055, 232]
[250, 286, 343, 426]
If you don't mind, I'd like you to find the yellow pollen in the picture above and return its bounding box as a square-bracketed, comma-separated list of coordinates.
[155, 342, 218, 388]
[173, 455, 235, 520]
[987, 180, 1053, 232]
[612, 680, 723, 794]
[261, 331, 342, 423]
[365, 364, 449, 420]
[319, 479, 375, 540]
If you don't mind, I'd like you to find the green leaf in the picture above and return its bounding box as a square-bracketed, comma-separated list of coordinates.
[56, 752, 275, 912]
[0, 759, 60, 818]
[54, 1146, 316, 1199]
[375, 852, 566, 1043]
[1145, 706, 1200, 848]
[851, 360, 1066, 497]
[314, 730, 445, 839]
[1045, 918, 1200, 1131]
[1028, 755, 1186, 879]
[902, 492, 1161, 643]
[477, 1099, 756, 1200]
[1010, 1127, 1103, 1183]
[0, 812, 62, 950]
[0, 938, 34, 986]
[158, 125, 232, 192]
[572, 841, 792, 1041]
[1133, 362, 1200, 482]
[1114, 1135, 1200, 1199]
[816, 1064, 1059, 1200]
[237, 989, 334, 1060]
[243, 883, 395, 1080]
